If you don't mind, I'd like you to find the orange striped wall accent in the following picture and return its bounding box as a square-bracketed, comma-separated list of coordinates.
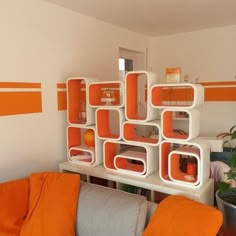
[151, 81, 236, 103]
[56, 80, 235, 112]
[0, 82, 42, 116]
[200, 81, 236, 101]
[57, 83, 67, 111]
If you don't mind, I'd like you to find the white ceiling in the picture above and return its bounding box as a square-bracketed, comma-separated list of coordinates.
[46, 0, 236, 36]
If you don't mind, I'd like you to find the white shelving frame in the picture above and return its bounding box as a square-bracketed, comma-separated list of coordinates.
[59, 161, 214, 205]
[62, 71, 214, 206]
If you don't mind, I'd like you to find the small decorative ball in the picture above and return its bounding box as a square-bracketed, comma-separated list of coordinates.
[83, 129, 95, 147]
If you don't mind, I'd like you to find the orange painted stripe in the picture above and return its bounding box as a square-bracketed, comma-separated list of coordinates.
[152, 81, 236, 103]
[204, 87, 236, 101]
[0, 82, 41, 89]
[57, 83, 66, 89]
[57, 91, 67, 111]
[0, 92, 42, 116]
[200, 81, 236, 86]
[200, 81, 236, 101]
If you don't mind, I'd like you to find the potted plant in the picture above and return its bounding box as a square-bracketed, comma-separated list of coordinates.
[215, 125, 236, 233]
[210, 125, 236, 165]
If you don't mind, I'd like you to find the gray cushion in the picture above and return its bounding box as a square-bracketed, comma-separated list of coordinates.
[76, 182, 148, 236]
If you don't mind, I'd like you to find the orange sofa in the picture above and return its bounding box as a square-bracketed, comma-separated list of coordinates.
[0, 172, 223, 236]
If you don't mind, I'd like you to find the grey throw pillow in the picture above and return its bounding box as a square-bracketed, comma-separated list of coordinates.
[76, 182, 148, 236]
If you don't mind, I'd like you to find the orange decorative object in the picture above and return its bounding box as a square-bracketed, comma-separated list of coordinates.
[83, 129, 95, 147]
[187, 162, 197, 176]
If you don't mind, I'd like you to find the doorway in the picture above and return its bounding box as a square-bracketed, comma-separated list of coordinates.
[119, 48, 145, 80]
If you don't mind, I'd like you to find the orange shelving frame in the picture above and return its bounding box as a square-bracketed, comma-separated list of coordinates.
[67, 78, 87, 125]
[122, 121, 161, 146]
[96, 108, 124, 140]
[125, 71, 158, 121]
[89, 81, 124, 107]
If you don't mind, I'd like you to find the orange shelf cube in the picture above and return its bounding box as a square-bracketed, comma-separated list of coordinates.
[67, 77, 95, 125]
[104, 140, 158, 177]
[114, 150, 147, 176]
[168, 147, 200, 185]
[96, 108, 124, 140]
[125, 71, 158, 121]
[88, 81, 124, 107]
[151, 83, 204, 109]
[122, 120, 161, 146]
[161, 109, 200, 141]
[67, 126, 102, 166]
[159, 140, 210, 188]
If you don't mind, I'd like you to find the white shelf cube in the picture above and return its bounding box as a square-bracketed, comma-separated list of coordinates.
[151, 83, 204, 109]
[96, 107, 125, 140]
[122, 120, 162, 146]
[125, 70, 159, 122]
[68, 146, 95, 166]
[161, 108, 200, 142]
[103, 140, 158, 177]
[67, 125, 103, 166]
[88, 81, 124, 108]
[168, 147, 201, 186]
[114, 150, 147, 176]
[67, 77, 96, 126]
[159, 139, 210, 188]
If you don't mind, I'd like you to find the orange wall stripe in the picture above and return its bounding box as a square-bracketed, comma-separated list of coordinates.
[0, 82, 41, 89]
[57, 83, 67, 111]
[199, 81, 236, 101]
[0, 82, 42, 116]
[57, 83, 67, 89]
[152, 81, 236, 103]
[57, 91, 67, 111]
[0, 92, 42, 116]
[56, 81, 236, 112]
[204, 87, 236, 101]
[200, 81, 236, 86]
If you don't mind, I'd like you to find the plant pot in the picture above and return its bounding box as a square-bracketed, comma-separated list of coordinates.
[215, 189, 236, 233]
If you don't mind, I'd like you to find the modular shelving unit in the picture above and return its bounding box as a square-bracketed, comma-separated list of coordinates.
[62, 71, 214, 205]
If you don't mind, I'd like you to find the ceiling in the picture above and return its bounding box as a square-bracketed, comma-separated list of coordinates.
[46, 0, 236, 36]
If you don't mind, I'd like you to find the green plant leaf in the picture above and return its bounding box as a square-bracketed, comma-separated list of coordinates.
[230, 154, 236, 168]
[231, 131, 236, 140]
[226, 169, 236, 181]
[219, 181, 230, 193]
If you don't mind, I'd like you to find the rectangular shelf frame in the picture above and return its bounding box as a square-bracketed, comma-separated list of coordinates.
[59, 161, 214, 206]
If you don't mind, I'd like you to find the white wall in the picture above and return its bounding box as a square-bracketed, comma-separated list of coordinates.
[0, 0, 149, 182]
[149, 26, 236, 136]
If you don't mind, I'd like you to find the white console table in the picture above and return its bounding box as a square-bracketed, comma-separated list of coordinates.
[59, 161, 214, 205]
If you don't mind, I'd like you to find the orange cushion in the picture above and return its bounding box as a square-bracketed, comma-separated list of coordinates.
[143, 195, 223, 236]
[19, 172, 80, 236]
[0, 178, 29, 236]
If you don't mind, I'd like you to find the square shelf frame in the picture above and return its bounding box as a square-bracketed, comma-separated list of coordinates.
[151, 83, 204, 109]
[67, 77, 95, 126]
[96, 107, 125, 140]
[159, 139, 210, 188]
[104, 140, 158, 177]
[161, 108, 200, 142]
[125, 71, 158, 122]
[122, 120, 162, 146]
[67, 125, 103, 166]
[88, 81, 124, 107]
